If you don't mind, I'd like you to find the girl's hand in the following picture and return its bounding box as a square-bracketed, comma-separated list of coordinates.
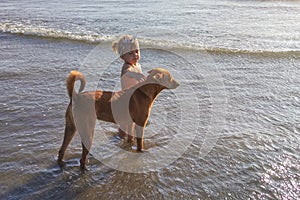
[136, 73, 146, 81]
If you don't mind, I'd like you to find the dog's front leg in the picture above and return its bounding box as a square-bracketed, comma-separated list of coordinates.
[135, 125, 145, 151]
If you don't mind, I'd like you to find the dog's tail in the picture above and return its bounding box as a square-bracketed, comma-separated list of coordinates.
[66, 70, 86, 99]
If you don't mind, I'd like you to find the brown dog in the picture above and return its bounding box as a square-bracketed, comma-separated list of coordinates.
[57, 68, 179, 169]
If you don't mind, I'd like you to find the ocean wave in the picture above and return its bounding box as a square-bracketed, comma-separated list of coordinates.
[141, 39, 300, 56]
[0, 22, 112, 43]
[1, 22, 299, 56]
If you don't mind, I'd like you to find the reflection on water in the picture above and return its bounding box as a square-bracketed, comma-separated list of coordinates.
[0, 34, 299, 199]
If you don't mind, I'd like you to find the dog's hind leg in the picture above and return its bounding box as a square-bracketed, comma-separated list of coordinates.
[80, 142, 89, 169]
[58, 104, 76, 164]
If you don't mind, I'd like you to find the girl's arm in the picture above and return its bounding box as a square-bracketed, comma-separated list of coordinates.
[124, 71, 145, 80]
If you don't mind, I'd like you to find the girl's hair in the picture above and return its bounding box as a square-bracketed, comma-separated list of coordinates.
[112, 35, 139, 56]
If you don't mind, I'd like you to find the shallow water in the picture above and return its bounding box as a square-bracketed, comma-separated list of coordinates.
[1, 0, 300, 199]
[1, 33, 299, 199]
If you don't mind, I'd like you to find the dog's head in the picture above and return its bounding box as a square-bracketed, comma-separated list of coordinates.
[147, 68, 179, 89]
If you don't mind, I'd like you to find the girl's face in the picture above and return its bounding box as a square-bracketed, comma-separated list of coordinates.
[121, 49, 140, 65]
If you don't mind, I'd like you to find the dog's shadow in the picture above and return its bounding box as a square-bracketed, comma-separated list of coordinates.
[95, 122, 162, 153]
[96, 130, 139, 153]
[2, 154, 114, 200]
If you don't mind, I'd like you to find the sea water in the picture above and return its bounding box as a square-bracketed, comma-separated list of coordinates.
[0, 0, 299, 199]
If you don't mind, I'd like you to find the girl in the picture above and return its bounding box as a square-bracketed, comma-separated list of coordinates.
[112, 35, 145, 143]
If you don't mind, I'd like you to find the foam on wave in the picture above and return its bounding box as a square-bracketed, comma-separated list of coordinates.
[1, 21, 299, 56]
[0, 22, 112, 43]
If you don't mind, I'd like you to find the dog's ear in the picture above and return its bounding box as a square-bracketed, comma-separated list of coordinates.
[153, 72, 163, 80]
[147, 68, 160, 75]
[148, 69, 163, 80]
